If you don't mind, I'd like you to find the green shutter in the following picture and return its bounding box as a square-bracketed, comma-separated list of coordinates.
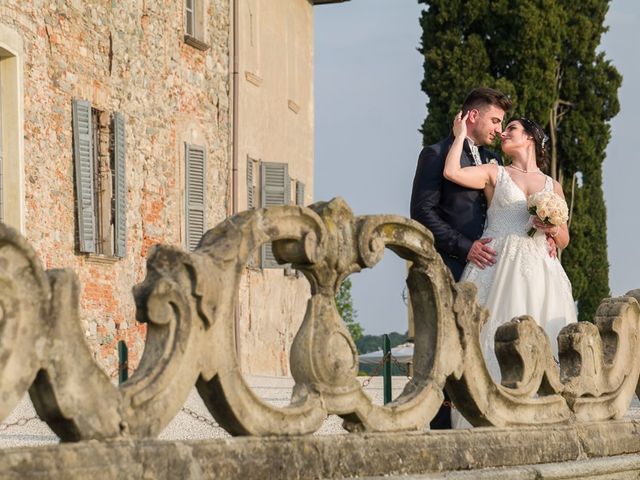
[185, 143, 206, 252]
[260, 162, 289, 268]
[113, 112, 126, 258]
[295, 180, 305, 206]
[72, 99, 96, 253]
[247, 157, 254, 209]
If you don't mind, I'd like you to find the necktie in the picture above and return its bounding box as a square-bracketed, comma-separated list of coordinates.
[470, 144, 482, 166]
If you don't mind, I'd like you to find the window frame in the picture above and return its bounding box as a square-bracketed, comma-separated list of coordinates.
[260, 161, 290, 269]
[184, 0, 210, 51]
[72, 98, 126, 258]
[185, 142, 207, 252]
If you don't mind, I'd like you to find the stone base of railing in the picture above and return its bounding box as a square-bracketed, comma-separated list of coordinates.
[1, 420, 640, 479]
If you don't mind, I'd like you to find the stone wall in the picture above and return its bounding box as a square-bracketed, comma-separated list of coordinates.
[0, 0, 231, 374]
[3, 425, 640, 479]
[234, 0, 316, 375]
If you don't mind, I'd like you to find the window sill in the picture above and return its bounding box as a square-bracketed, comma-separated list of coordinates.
[184, 35, 210, 51]
[85, 254, 121, 265]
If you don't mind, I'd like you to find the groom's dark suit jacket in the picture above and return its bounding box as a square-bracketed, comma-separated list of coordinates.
[410, 135, 501, 281]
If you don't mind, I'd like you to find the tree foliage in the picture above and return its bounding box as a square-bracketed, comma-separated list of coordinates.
[419, 0, 621, 321]
[356, 331, 408, 355]
[335, 279, 363, 342]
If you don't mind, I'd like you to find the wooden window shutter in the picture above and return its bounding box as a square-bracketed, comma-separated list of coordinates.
[185, 143, 206, 252]
[113, 112, 126, 258]
[295, 180, 305, 206]
[72, 99, 97, 253]
[247, 157, 255, 209]
[260, 162, 289, 268]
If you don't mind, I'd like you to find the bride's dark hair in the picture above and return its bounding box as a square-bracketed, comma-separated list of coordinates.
[507, 117, 550, 172]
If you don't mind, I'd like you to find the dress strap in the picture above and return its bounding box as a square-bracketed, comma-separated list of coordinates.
[544, 174, 553, 192]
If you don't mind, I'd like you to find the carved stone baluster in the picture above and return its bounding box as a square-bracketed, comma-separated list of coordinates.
[560, 292, 640, 421]
[0, 225, 51, 422]
[194, 205, 328, 436]
[442, 282, 571, 427]
[288, 199, 464, 432]
[29, 270, 122, 441]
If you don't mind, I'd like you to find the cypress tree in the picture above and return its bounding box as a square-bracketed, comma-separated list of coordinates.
[419, 0, 621, 321]
[336, 279, 363, 342]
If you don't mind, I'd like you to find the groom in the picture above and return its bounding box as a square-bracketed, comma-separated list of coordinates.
[410, 87, 512, 428]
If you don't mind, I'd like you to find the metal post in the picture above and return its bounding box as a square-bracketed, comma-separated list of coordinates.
[383, 334, 392, 404]
[118, 340, 128, 385]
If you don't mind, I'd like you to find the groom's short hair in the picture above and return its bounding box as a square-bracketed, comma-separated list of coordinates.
[462, 87, 512, 114]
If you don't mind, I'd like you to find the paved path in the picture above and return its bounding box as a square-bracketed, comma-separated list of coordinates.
[2, 375, 639, 448]
[0, 375, 410, 447]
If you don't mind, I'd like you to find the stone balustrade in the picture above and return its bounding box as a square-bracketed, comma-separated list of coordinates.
[1, 197, 638, 443]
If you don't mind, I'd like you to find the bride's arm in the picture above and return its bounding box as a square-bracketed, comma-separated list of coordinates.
[443, 112, 495, 189]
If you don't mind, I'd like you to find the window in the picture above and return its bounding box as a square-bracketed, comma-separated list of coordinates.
[0, 31, 25, 232]
[185, 0, 195, 37]
[72, 99, 126, 257]
[247, 156, 305, 268]
[185, 143, 206, 252]
[295, 180, 305, 207]
[260, 162, 290, 268]
[184, 0, 210, 51]
[247, 156, 257, 210]
[248, 161, 306, 269]
[0, 81, 4, 222]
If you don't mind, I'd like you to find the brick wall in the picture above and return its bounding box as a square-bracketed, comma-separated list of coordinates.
[0, 0, 231, 375]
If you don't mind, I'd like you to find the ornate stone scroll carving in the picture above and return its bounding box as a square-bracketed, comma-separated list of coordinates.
[30, 269, 122, 440]
[0, 200, 639, 441]
[197, 198, 462, 434]
[446, 286, 572, 427]
[559, 291, 640, 421]
[0, 227, 51, 422]
[445, 285, 640, 428]
[195, 205, 329, 436]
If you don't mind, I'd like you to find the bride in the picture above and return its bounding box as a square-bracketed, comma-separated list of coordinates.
[443, 112, 577, 428]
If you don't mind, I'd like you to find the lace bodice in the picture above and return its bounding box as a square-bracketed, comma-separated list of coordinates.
[484, 166, 553, 238]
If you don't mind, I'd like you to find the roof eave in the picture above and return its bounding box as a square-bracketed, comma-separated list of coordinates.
[311, 0, 351, 5]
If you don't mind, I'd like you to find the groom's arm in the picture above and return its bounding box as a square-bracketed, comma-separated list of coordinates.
[410, 145, 474, 260]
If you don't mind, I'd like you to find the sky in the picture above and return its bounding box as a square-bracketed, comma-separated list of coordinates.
[314, 1, 639, 335]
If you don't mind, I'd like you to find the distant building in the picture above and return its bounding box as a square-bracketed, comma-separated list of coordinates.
[0, 0, 348, 376]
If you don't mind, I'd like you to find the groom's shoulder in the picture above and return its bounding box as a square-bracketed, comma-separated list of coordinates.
[419, 135, 452, 159]
[431, 135, 453, 151]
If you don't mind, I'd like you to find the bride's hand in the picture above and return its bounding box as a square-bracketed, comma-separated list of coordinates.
[532, 217, 557, 235]
[452, 111, 469, 139]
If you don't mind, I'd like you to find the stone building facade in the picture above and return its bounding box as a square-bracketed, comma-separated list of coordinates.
[0, 0, 347, 377]
[235, 0, 316, 375]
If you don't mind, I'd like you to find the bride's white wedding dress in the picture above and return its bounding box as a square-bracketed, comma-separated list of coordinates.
[451, 166, 577, 429]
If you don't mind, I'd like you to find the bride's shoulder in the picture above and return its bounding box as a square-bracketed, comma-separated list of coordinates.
[545, 175, 565, 197]
[551, 178, 565, 197]
[484, 162, 501, 185]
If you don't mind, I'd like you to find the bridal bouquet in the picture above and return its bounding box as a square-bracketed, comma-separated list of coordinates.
[526, 191, 569, 237]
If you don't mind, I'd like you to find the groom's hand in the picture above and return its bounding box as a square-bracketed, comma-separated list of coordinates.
[467, 238, 497, 269]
